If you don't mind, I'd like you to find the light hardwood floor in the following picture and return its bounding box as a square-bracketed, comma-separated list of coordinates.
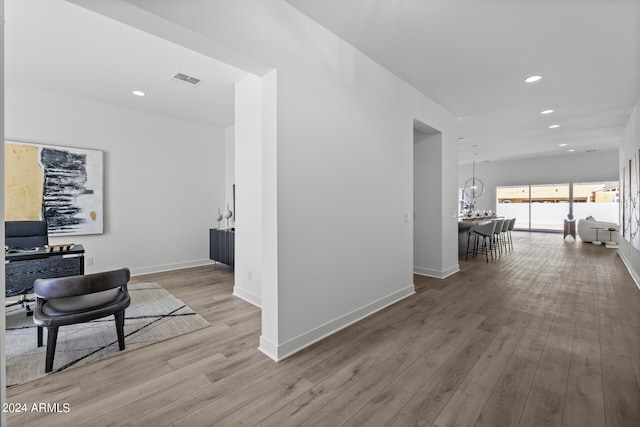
[6, 232, 640, 426]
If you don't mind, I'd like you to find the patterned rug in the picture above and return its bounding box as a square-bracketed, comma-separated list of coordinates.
[5, 282, 210, 387]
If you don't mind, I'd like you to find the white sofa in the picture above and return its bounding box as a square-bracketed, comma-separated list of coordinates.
[577, 217, 619, 243]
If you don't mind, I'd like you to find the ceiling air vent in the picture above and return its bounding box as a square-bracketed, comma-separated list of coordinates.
[170, 72, 203, 87]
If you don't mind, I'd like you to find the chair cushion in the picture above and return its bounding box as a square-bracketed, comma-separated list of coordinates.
[470, 221, 495, 237]
[41, 288, 122, 316]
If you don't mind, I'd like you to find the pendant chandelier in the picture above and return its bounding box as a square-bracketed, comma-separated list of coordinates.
[463, 160, 485, 198]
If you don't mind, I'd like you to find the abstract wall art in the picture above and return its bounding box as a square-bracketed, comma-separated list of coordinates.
[5, 141, 104, 236]
[622, 150, 640, 250]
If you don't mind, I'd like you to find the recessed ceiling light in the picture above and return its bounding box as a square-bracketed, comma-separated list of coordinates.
[472, 144, 479, 148]
[549, 124, 560, 129]
[586, 149, 597, 152]
[558, 143, 568, 147]
[525, 75, 542, 83]
[458, 137, 466, 142]
[541, 109, 555, 114]
[568, 149, 575, 152]
[132, 90, 146, 97]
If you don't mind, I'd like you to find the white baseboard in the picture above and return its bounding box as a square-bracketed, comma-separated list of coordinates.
[258, 284, 415, 362]
[258, 335, 279, 361]
[617, 250, 640, 292]
[130, 259, 215, 277]
[414, 263, 460, 279]
[233, 286, 262, 308]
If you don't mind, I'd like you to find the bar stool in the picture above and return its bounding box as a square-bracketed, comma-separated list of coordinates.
[501, 219, 510, 252]
[507, 218, 516, 250]
[492, 218, 505, 257]
[466, 220, 496, 262]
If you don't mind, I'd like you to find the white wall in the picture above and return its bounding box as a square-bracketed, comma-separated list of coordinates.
[259, 69, 280, 352]
[233, 75, 263, 307]
[618, 99, 640, 285]
[414, 128, 458, 278]
[5, 83, 226, 275]
[78, 0, 458, 361]
[224, 125, 235, 228]
[457, 150, 620, 213]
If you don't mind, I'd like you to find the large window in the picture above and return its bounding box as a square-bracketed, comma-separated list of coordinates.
[495, 185, 531, 229]
[572, 182, 619, 223]
[496, 181, 619, 231]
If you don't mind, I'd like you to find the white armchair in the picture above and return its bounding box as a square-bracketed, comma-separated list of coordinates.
[577, 217, 619, 243]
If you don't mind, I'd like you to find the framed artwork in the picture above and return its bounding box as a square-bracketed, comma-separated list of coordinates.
[620, 165, 629, 239]
[622, 152, 640, 249]
[5, 141, 104, 236]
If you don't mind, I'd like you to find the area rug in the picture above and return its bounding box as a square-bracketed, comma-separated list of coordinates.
[5, 281, 210, 387]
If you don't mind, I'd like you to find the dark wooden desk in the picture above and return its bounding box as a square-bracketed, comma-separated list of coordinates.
[5, 244, 85, 297]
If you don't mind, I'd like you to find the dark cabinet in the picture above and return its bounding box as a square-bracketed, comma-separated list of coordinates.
[210, 229, 234, 268]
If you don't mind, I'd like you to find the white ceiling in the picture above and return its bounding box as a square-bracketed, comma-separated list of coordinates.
[5, 0, 247, 129]
[6, 0, 640, 164]
[285, 0, 640, 163]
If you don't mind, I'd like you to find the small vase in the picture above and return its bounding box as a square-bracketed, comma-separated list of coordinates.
[216, 208, 223, 229]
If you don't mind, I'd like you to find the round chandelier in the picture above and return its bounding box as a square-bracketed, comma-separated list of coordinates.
[463, 160, 485, 198]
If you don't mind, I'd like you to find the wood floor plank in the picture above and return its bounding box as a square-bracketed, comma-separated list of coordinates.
[518, 386, 565, 427]
[432, 310, 532, 427]
[255, 354, 379, 427]
[343, 313, 487, 426]
[474, 354, 539, 427]
[386, 329, 495, 427]
[296, 347, 422, 426]
[474, 309, 558, 427]
[623, 322, 640, 387]
[601, 351, 640, 427]
[124, 348, 268, 426]
[518, 285, 576, 427]
[562, 325, 605, 427]
[202, 375, 314, 426]
[77, 372, 214, 427]
[171, 358, 305, 426]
